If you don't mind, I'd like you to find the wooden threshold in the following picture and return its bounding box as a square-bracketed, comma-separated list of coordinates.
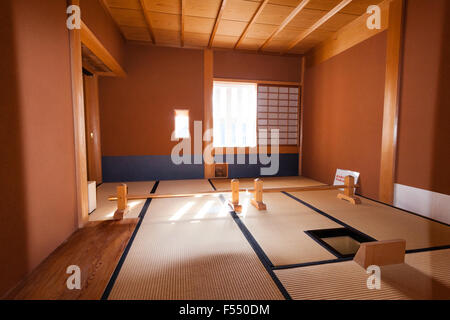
[6, 219, 138, 300]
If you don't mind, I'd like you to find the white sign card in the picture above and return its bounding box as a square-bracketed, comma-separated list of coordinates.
[334, 169, 360, 191]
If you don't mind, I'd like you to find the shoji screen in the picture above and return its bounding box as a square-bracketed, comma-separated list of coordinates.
[257, 85, 299, 145]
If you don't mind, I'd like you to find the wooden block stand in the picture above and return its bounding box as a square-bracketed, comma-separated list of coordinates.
[354, 239, 406, 268]
[113, 184, 130, 220]
[228, 179, 242, 213]
[337, 175, 361, 204]
[251, 178, 267, 210]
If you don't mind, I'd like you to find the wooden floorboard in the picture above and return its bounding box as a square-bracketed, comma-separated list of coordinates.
[6, 219, 138, 300]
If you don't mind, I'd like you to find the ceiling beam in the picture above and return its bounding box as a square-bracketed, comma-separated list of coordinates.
[139, 0, 156, 44]
[208, 0, 228, 48]
[181, 0, 185, 47]
[259, 0, 311, 51]
[285, 0, 352, 52]
[234, 0, 270, 49]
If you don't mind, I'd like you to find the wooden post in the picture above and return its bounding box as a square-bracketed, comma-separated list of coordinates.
[251, 178, 267, 210]
[354, 239, 406, 269]
[337, 175, 361, 205]
[228, 179, 242, 213]
[231, 179, 239, 204]
[114, 184, 130, 220]
[345, 175, 354, 196]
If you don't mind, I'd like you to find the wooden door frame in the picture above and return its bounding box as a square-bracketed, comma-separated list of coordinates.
[68, 0, 126, 227]
[68, 0, 89, 227]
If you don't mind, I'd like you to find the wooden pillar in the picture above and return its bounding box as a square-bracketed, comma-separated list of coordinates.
[251, 178, 267, 210]
[379, 0, 405, 204]
[114, 184, 129, 220]
[203, 49, 214, 178]
[68, 0, 89, 228]
[298, 56, 305, 176]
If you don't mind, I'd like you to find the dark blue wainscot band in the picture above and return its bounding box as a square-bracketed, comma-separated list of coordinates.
[102, 153, 299, 182]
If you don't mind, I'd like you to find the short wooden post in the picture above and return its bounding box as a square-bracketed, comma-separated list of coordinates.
[345, 175, 354, 196]
[251, 178, 267, 210]
[337, 175, 361, 205]
[114, 184, 130, 220]
[228, 179, 242, 213]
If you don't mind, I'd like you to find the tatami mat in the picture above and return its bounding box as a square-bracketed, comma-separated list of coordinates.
[275, 249, 450, 300]
[106, 177, 450, 300]
[289, 189, 450, 250]
[155, 179, 215, 194]
[89, 181, 155, 221]
[233, 192, 339, 266]
[145, 179, 230, 224]
[108, 180, 284, 300]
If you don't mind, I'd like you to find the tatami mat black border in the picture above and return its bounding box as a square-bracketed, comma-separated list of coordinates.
[208, 179, 292, 300]
[282, 191, 377, 241]
[273, 257, 353, 270]
[101, 181, 160, 300]
[357, 193, 450, 227]
[284, 191, 450, 258]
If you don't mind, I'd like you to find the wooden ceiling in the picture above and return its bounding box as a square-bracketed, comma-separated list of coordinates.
[101, 0, 384, 54]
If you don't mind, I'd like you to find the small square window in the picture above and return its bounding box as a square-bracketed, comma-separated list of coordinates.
[174, 109, 189, 139]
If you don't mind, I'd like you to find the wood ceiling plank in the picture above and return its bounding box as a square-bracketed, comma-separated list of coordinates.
[216, 20, 248, 37]
[234, 0, 270, 48]
[185, 16, 216, 34]
[269, 0, 303, 7]
[109, 7, 147, 27]
[212, 34, 240, 48]
[186, 0, 223, 19]
[275, 26, 333, 42]
[255, 3, 295, 25]
[288, 9, 357, 31]
[98, 0, 129, 40]
[184, 32, 211, 47]
[223, 0, 261, 22]
[236, 37, 266, 50]
[139, 0, 156, 43]
[153, 28, 181, 45]
[120, 25, 151, 41]
[245, 23, 279, 39]
[209, 0, 228, 48]
[305, 0, 384, 15]
[149, 12, 181, 32]
[143, 0, 181, 14]
[259, 0, 311, 50]
[285, 0, 352, 52]
[106, 0, 140, 10]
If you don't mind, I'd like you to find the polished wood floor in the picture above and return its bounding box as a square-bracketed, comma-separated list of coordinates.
[6, 219, 138, 300]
